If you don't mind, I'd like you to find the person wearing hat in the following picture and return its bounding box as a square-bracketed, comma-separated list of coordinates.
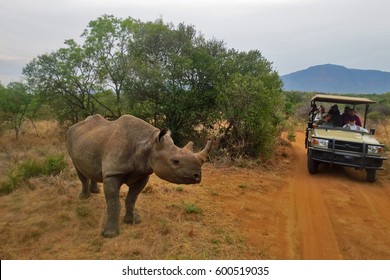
[343, 115, 368, 133]
[313, 112, 333, 128]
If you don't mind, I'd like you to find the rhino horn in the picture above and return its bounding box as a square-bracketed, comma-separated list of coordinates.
[195, 141, 212, 164]
[183, 141, 194, 152]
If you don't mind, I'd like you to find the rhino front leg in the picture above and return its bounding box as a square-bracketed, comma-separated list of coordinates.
[102, 176, 122, 238]
[124, 176, 149, 224]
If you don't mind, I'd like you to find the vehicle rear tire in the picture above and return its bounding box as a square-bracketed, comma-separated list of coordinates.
[366, 169, 376, 183]
[307, 149, 319, 174]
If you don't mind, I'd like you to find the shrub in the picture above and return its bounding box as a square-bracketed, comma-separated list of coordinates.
[44, 154, 67, 176]
[19, 160, 45, 178]
[0, 153, 67, 195]
[218, 70, 284, 159]
[287, 130, 296, 142]
[184, 203, 201, 214]
[0, 181, 15, 195]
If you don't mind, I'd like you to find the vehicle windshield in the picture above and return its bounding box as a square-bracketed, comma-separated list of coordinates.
[315, 126, 370, 134]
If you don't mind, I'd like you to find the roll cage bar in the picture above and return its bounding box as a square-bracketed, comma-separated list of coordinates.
[310, 94, 376, 128]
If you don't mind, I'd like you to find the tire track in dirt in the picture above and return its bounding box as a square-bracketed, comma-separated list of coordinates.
[286, 132, 390, 259]
[287, 132, 342, 259]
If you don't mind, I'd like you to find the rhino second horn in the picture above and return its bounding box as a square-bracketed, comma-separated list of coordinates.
[196, 141, 212, 163]
[183, 141, 194, 152]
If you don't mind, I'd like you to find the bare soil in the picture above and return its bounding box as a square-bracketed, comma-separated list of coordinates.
[1, 126, 390, 260]
[229, 132, 390, 259]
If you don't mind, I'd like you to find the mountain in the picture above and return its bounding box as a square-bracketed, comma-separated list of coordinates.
[281, 64, 390, 94]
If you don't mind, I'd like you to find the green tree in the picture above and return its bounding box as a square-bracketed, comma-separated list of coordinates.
[23, 39, 110, 125]
[126, 19, 225, 144]
[0, 82, 33, 140]
[82, 15, 137, 117]
[218, 50, 284, 157]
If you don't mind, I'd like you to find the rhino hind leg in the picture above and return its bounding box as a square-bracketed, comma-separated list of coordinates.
[90, 180, 100, 194]
[76, 168, 91, 200]
[124, 176, 149, 224]
[124, 209, 141, 225]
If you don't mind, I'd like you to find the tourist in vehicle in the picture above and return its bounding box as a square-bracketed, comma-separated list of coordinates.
[341, 106, 351, 125]
[328, 104, 342, 126]
[343, 115, 368, 133]
[308, 103, 318, 121]
[349, 108, 363, 126]
[313, 113, 333, 128]
[314, 105, 326, 122]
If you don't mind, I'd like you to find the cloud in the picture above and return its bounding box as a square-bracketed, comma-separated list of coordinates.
[0, 0, 389, 84]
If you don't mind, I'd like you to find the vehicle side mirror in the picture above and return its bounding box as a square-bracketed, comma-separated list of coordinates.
[370, 128, 375, 135]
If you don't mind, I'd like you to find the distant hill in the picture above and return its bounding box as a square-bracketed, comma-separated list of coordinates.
[281, 64, 390, 94]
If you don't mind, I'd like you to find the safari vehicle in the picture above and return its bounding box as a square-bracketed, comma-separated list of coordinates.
[306, 94, 387, 182]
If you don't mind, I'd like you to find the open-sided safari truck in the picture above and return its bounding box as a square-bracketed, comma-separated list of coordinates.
[306, 94, 387, 182]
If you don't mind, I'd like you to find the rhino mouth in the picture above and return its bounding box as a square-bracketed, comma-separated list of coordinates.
[158, 170, 201, 185]
[183, 173, 201, 184]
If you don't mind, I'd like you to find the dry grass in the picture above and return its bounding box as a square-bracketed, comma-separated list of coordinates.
[0, 120, 291, 260]
[0, 172, 258, 259]
[371, 120, 390, 147]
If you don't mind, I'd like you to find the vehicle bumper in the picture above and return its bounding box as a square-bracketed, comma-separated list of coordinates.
[309, 147, 387, 170]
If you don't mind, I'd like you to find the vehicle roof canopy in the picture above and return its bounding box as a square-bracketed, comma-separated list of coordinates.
[311, 94, 376, 105]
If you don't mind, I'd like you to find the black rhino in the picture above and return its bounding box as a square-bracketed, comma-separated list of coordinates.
[66, 114, 212, 237]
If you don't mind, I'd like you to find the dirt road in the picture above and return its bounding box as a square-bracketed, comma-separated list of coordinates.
[216, 132, 390, 259]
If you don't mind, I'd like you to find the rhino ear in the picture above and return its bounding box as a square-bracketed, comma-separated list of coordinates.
[158, 128, 169, 143]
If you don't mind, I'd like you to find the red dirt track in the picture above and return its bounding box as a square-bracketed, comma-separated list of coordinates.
[210, 132, 390, 259]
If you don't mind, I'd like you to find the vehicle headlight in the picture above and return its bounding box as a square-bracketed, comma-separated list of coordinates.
[312, 138, 329, 148]
[367, 145, 383, 154]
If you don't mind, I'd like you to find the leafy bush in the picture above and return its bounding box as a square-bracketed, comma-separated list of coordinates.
[219, 71, 284, 158]
[44, 154, 67, 175]
[0, 153, 67, 195]
[287, 130, 296, 142]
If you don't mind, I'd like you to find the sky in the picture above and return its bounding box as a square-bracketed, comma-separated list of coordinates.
[1, 0, 389, 85]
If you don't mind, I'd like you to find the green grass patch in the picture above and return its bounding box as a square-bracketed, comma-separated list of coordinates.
[0, 153, 67, 195]
[184, 203, 202, 214]
[44, 154, 68, 175]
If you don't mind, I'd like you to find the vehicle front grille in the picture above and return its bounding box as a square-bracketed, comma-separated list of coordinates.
[330, 140, 364, 153]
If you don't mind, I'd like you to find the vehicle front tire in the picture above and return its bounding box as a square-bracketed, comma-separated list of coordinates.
[307, 149, 319, 174]
[366, 169, 376, 183]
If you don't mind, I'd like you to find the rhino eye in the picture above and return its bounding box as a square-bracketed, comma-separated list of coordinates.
[171, 159, 180, 165]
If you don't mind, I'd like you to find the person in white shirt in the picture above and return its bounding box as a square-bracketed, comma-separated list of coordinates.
[343, 115, 368, 133]
[314, 105, 326, 122]
[313, 112, 333, 128]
